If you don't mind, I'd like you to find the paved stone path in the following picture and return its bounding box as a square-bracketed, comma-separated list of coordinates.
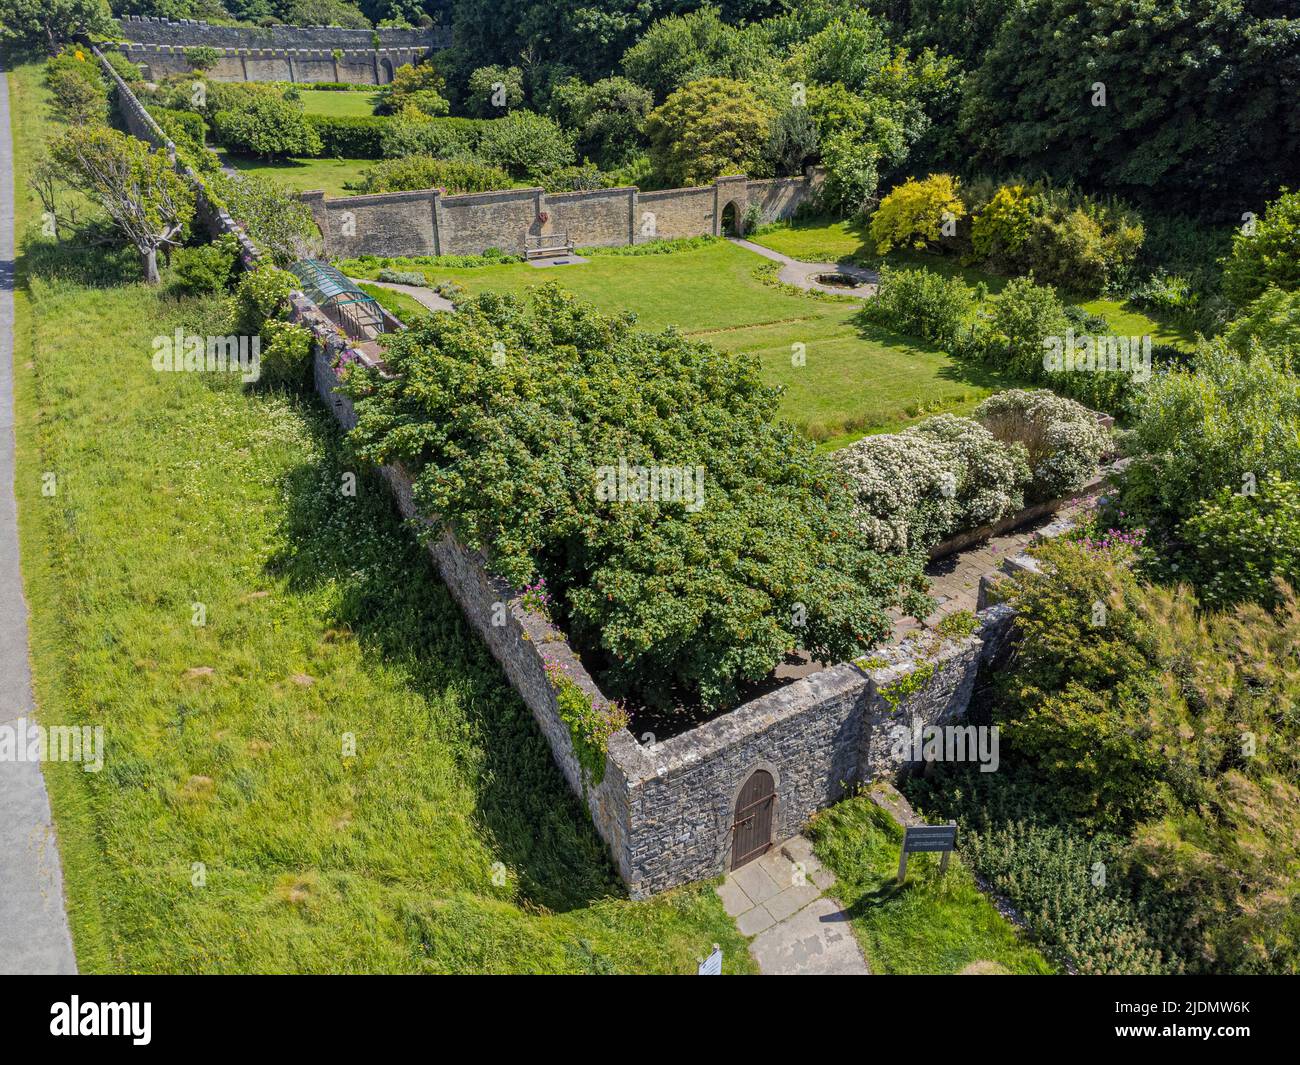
[350, 277, 456, 314]
[717, 836, 869, 975]
[728, 237, 879, 297]
[0, 61, 78, 974]
[890, 492, 1099, 643]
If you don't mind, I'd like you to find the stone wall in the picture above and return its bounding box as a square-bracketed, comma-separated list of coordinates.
[305, 170, 825, 258]
[117, 15, 448, 50]
[113, 17, 446, 84]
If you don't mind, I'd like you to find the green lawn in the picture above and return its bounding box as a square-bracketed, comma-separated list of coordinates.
[296, 88, 379, 117]
[753, 219, 1198, 351]
[8, 59, 754, 975]
[808, 794, 1054, 975]
[220, 152, 373, 198]
[342, 242, 1022, 440]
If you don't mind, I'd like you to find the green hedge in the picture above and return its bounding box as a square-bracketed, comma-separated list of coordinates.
[304, 114, 390, 158]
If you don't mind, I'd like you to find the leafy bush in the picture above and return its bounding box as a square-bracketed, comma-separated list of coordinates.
[257, 319, 314, 390]
[1222, 189, 1300, 307]
[548, 76, 654, 170]
[304, 115, 388, 158]
[836, 414, 1029, 553]
[153, 107, 218, 175]
[1025, 197, 1144, 294]
[213, 94, 322, 160]
[352, 155, 513, 195]
[1224, 286, 1300, 372]
[970, 183, 1033, 264]
[1116, 340, 1300, 542]
[184, 46, 222, 73]
[979, 275, 1070, 378]
[339, 284, 929, 715]
[856, 265, 974, 349]
[1180, 475, 1300, 609]
[380, 113, 480, 159]
[975, 389, 1109, 502]
[229, 264, 297, 338]
[869, 174, 965, 255]
[102, 49, 143, 84]
[376, 268, 426, 286]
[475, 111, 574, 183]
[172, 234, 239, 296]
[45, 49, 108, 125]
[376, 62, 450, 116]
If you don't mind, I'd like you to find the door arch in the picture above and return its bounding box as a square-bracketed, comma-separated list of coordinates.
[720, 199, 742, 236]
[379, 57, 395, 84]
[731, 769, 776, 869]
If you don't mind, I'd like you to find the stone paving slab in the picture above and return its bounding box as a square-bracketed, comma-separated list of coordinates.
[717, 836, 869, 975]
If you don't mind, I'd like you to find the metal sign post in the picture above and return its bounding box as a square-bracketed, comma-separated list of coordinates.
[897, 821, 958, 884]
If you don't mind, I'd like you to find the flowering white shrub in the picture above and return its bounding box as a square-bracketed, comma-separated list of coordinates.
[836, 414, 1029, 553]
[975, 390, 1111, 502]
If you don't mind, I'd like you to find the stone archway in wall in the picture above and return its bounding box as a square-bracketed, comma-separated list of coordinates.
[719, 199, 744, 237]
[725, 763, 781, 870]
[379, 57, 395, 84]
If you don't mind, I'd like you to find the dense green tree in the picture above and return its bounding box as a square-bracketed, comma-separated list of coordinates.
[644, 76, 774, 186]
[548, 76, 652, 167]
[475, 109, 574, 181]
[620, 5, 776, 102]
[0, 0, 113, 50]
[1222, 189, 1300, 307]
[959, 0, 1300, 215]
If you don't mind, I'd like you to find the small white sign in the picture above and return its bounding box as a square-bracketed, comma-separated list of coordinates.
[698, 946, 722, 976]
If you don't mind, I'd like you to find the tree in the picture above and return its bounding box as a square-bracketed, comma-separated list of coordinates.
[869, 173, 965, 254]
[1222, 189, 1300, 308]
[475, 110, 573, 181]
[208, 171, 322, 267]
[0, 0, 113, 51]
[376, 61, 451, 116]
[644, 77, 774, 187]
[621, 5, 775, 102]
[959, 1, 1300, 215]
[548, 76, 652, 168]
[464, 64, 525, 117]
[280, 0, 373, 29]
[48, 125, 195, 283]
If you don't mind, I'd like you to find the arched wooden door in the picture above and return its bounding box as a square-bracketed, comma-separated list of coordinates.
[731, 769, 775, 869]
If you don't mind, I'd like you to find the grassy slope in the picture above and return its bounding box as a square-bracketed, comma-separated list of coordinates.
[808, 796, 1054, 975]
[8, 59, 754, 974]
[345, 243, 1019, 439]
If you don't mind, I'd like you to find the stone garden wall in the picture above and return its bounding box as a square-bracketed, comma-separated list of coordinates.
[114, 16, 446, 84]
[101, 49, 1024, 897]
[302, 170, 826, 258]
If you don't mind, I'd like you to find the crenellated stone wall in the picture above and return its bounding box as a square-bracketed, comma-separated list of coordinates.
[113, 16, 447, 84]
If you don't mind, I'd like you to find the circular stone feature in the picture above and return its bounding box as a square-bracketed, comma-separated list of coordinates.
[812, 272, 860, 288]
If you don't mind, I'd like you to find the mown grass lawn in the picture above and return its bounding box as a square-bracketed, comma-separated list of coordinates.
[808, 795, 1054, 975]
[343, 242, 1022, 440]
[220, 152, 375, 198]
[8, 59, 755, 974]
[295, 88, 379, 117]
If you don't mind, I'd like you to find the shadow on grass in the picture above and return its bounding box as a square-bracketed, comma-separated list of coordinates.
[18, 230, 143, 289]
[266, 398, 625, 914]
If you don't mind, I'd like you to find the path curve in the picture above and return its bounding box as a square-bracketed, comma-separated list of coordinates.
[0, 61, 78, 973]
[351, 277, 456, 314]
[728, 237, 879, 298]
